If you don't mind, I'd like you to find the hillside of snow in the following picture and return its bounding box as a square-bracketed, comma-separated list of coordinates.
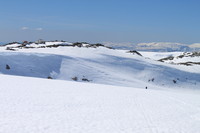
[0, 74, 200, 133]
[0, 42, 199, 89]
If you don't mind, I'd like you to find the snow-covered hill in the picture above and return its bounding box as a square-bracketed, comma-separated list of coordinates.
[157, 52, 200, 66]
[0, 41, 199, 89]
[0, 42, 200, 88]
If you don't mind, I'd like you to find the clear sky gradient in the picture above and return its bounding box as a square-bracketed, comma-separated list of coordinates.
[0, 0, 200, 44]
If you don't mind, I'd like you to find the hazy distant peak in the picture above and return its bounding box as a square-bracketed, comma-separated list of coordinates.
[137, 42, 186, 47]
[189, 43, 200, 48]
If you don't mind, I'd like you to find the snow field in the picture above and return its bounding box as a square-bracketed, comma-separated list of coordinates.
[0, 75, 200, 133]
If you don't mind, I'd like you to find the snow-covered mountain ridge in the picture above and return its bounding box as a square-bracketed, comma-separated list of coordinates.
[1, 41, 112, 51]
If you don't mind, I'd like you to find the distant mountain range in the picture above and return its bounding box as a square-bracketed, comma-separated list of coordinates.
[104, 42, 200, 52]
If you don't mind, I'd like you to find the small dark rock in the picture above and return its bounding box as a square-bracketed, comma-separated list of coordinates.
[82, 78, 90, 82]
[47, 76, 53, 79]
[173, 80, 177, 84]
[72, 77, 78, 81]
[6, 64, 10, 70]
[128, 50, 142, 56]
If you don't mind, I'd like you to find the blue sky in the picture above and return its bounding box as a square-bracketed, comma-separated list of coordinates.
[0, 0, 200, 44]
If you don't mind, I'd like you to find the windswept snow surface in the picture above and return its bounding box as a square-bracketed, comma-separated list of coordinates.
[0, 75, 200, 133]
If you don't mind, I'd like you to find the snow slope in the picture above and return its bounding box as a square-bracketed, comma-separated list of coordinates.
[0, 74, 200, 133]
[0, 45, 199, 89]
